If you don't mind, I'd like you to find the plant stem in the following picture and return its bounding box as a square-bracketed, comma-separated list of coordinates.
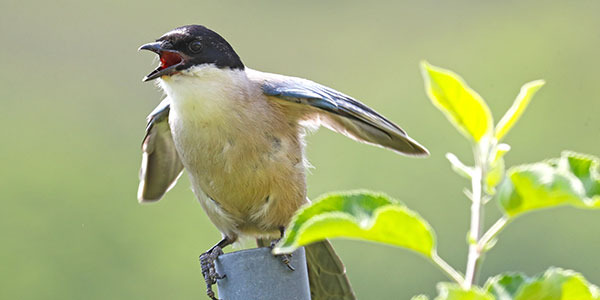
[432, 253, 465, 285]
[464, 165, 484, 289]
[478, 217, 509, 250]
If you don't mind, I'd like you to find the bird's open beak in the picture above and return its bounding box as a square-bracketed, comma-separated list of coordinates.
[138, 42, 185, 82]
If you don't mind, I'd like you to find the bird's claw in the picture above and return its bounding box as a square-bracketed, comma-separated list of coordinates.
[270, 240, 295, 271]
[200, 246, 225, 300]
[279, 253, 296, 271]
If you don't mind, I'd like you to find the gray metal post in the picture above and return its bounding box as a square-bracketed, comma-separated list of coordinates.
[214, 247, 311, 300]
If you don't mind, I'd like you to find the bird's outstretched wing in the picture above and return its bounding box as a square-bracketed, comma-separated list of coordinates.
[137, 98, 184, 202]
[259, 72, 429, 156]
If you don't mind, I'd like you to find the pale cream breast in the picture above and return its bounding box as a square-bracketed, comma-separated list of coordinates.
[158, 65, 308, 239]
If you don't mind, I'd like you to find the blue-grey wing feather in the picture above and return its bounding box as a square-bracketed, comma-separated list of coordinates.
[261, 74, 429, 156]
[137, 98, 184, 202]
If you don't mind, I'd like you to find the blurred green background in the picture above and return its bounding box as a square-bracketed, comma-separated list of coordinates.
[1, 0, 599, 299]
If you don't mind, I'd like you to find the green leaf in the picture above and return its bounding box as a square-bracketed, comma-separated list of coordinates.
[492, 143, 512, 163]
[485, 272, 529, 300]
[497, 151, 600, 217]
[435, 283, 494, 300]
[495, 80, 545, 141]
[273, 191, 436, 258]
[421, 61, 493, 142]
[412, 295, 430, 300]
[562, 151, 600, 200]
[485, 144, 511, 195]
[485, 268, 600, 300]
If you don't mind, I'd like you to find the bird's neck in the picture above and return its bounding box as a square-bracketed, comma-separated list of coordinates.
[158, 64, 251, 121]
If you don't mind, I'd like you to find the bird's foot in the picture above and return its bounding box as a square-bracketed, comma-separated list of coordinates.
[199, 246, 225, 300]
[270, 239, 295, 271]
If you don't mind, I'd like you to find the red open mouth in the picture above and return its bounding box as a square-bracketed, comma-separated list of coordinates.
[140, 42, 186, 81]
[159, 51, 183, 70]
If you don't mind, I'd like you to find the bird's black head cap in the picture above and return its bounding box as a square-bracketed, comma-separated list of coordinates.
[139, 25, 244, 81]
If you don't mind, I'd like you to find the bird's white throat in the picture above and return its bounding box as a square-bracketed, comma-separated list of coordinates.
[157, 64, 252, 121]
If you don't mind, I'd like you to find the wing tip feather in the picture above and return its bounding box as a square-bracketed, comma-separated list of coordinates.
[137, 181, 164, 203]
[403, 139, 430, 157]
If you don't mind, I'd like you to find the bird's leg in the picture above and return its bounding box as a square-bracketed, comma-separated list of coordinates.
[269, 226, 295, 271]
[199, 237, 234, 300]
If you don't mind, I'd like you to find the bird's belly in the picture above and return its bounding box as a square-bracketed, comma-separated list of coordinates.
[168, 101, 308, 238]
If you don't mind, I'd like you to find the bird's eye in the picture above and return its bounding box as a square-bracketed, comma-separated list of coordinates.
[189, 41, 203, 53]
[161, 41, 173, 49]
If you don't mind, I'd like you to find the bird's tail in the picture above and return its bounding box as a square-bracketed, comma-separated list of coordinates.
[256, 238, 356, 299]
[305, 240, 356, 300]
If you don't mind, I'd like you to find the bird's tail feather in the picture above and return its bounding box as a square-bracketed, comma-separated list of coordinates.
[305, 240, 356, 300]
[256, 238, 356, 299]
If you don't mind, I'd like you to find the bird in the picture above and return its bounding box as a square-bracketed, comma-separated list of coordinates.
[137, 24, 428, 300]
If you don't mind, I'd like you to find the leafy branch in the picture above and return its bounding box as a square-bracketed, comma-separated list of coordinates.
[274, 62, 600, 299]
